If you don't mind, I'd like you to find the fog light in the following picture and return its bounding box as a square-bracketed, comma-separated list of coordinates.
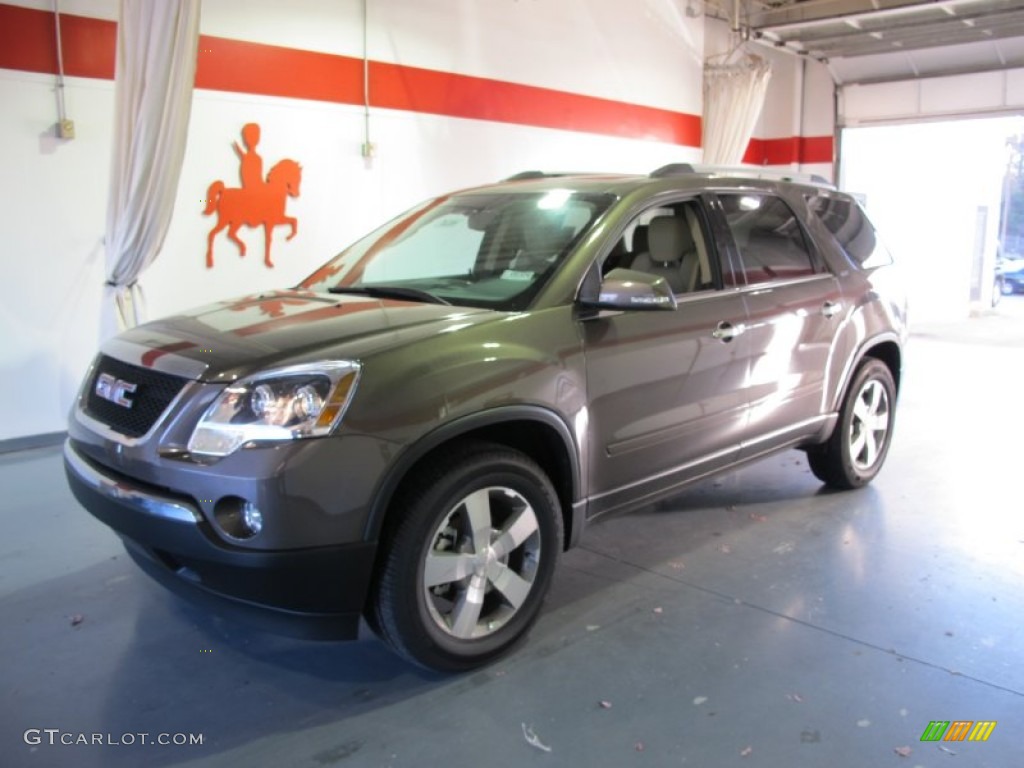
[242, 502, 263, 536]
[213, 496, 263, 540]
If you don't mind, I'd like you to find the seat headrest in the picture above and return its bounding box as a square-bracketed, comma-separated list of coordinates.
[648, 217, 693, 265]
[523, 215, 573, 255]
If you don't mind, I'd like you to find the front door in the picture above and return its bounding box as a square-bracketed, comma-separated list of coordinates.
[581, 197, 752, 518]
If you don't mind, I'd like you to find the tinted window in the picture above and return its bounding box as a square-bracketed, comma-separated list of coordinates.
[720, 194, 817, 283]
[807, 194, 893, 268]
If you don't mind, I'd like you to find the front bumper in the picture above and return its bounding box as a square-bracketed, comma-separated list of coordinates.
[64, 439, 376, 639]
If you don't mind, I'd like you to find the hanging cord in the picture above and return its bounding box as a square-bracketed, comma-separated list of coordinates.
[53, 0, 68, 126]
[362, 0, 373, 159]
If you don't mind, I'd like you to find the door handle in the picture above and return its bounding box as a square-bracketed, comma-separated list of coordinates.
[822, 300, 842, 318]
[712, 321, 745, 342]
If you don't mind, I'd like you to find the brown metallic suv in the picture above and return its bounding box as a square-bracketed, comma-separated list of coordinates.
[65, 165, 907, 671]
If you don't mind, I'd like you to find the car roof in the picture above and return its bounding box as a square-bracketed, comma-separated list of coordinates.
[455, 165, 838, 200]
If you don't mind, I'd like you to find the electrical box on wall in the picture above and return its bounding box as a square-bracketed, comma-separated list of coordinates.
[58, 119, 75, 139]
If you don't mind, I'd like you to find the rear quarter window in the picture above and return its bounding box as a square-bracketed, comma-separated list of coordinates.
[806, 194, 893, 269]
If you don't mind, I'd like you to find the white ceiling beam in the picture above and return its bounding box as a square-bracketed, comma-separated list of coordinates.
[748, 0, 1007, 34]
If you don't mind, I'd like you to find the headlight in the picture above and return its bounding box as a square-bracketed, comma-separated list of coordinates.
[187, 361, 361, 457]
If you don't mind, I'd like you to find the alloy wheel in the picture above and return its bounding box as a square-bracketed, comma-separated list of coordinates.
[849, 379, 891, 471]
[422, 486, 541, 640]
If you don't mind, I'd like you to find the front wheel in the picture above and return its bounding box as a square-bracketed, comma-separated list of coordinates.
[370, 443, 563, 672]
[807, 358, 896, 490]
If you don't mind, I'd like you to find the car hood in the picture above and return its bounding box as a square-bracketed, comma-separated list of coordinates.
[102, 290, 495, 381]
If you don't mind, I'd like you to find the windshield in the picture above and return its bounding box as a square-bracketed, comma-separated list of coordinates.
[299, 190, 615, 310]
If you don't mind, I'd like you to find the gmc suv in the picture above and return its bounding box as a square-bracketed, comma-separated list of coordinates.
[65, 165, 907, 671]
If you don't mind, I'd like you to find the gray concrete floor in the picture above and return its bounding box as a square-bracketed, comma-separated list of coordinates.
[3, 298, 1024, 768]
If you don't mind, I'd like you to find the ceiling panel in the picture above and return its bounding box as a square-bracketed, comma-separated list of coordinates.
[709, 0, 1024, 85]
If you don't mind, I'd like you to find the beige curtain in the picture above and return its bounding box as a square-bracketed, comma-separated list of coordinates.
[102, 0, 201, 337]
[702, 54, 772, 166]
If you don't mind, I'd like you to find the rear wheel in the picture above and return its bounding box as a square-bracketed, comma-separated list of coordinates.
[370, 443, 562, 671]
[808, 358, 896, 490]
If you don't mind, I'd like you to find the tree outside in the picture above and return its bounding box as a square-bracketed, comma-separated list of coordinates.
[999, 133, 1024, 258]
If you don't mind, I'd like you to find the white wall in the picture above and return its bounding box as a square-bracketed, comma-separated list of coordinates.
[0, 70, 112, 442]
[0, 0, 705, 441]
[799, 60, 836, 180]
[752, 45, 835, 180]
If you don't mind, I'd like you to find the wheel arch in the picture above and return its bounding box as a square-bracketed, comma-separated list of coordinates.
[831, 334, 903, 414]
[808, 338, 900, 489]
[859, 337, 902, 396]
[363, 406, 583, 552]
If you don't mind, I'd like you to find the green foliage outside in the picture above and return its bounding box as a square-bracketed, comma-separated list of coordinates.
[1001, 133, 1024, 256]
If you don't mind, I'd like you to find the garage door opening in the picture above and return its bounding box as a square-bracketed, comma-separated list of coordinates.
[840, 115, 1024, 323]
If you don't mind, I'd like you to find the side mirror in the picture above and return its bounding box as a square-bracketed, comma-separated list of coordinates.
[582, 268, 677, 311]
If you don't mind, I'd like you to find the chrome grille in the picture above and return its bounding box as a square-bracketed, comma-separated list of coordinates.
[83, 355, 189, 438]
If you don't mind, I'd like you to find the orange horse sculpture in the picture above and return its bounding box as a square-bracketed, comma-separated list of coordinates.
[204, 158, 302, 268]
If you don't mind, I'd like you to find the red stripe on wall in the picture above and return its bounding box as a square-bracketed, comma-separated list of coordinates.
[0, 3, 115, 78]
[799, 136, 834, 165]
[195, 36, 364, 105]
[1, 3, 702, 146]
[0, 3, 57, 74]
[61, 10, 117, 79]
[744, 135, 834, 166]
[370, 61, 702, 146]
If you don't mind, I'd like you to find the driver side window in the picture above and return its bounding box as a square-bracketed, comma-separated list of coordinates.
[603, 200, 717, 295]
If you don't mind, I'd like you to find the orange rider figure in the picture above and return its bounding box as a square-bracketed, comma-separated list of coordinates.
[233, 123, 264, 191]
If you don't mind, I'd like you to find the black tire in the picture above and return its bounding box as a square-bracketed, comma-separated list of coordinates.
[370, 442, 563, 672]
[807, 358, 896, 490]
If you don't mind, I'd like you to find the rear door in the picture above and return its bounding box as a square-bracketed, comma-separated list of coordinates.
[710, 192, 842, 460]
[580, 195, 752, 517]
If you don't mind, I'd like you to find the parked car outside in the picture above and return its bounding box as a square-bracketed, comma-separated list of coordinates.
[998, 256, 1024, 295]
[65, 165, 907, 671]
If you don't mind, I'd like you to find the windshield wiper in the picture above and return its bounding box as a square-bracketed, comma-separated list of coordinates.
[327, 285, 450, 305]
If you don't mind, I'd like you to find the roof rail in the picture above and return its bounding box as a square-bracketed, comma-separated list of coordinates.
[649, 163, 834, 188]
[504, 171, 603, 181]
[649, 163, 696, 178]
[698, 164, 834, 188]
[505, 171, 551, 181]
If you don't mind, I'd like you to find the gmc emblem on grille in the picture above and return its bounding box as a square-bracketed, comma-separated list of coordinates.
[95, 372, 138, 408]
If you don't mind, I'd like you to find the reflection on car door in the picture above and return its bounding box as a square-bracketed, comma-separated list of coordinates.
[712, 192, 842, 460]
[581, 197, 751, 518]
